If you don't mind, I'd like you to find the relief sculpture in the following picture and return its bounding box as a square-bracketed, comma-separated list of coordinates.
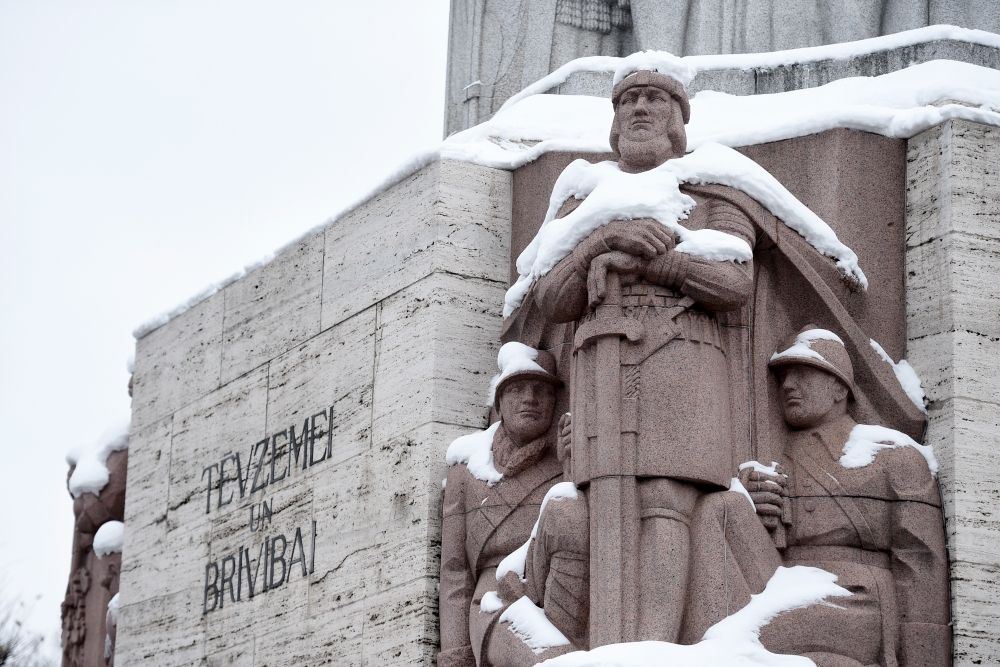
[440, 53, 950, 667]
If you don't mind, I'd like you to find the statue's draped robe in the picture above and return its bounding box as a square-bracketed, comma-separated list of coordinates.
[533, 184, 757, 488]
[439, 427, 562, 667]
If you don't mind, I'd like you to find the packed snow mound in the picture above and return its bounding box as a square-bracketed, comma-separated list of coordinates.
[502, 596, 572, 654]
[446, 422, 502, 485]
[489, 342, 551, 407]
[687, 60, 1000, 150]
[497, 482, 579, 582]
[842, 424, 938, 477]
[66, 417, 130, 498]
[770, 328, 845, 364]
[869, 339, 927, 414]
[93, 521, 124, 558]
[539, 566, 849, 667]
[505, 148, 864, 317]
[481, 591, 504, 613]
[613, 51, 696, 88]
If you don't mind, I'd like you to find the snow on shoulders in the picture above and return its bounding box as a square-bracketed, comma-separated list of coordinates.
[501, 596, 571, 654]
[94, 521, 124, 559]
[66, 416, 130, 498]
[497, 482, 578, 582]
[667, 145, 866, 287]
[842, 424, 938, 477]
[505, 142, 869, 316]
[446, 422, 502, 486]
[539, 565, 849, 667]
[613, 51, 696, 88]
[505, 149, 769, 316]
[870, 339, 927, 414]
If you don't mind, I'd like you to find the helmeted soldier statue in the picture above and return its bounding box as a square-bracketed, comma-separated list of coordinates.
[439, 345, 568, 667]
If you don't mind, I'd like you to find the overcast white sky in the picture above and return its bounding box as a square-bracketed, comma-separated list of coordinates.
[0, 1, 450, 656]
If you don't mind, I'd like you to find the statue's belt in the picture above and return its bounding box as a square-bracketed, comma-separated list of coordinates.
[574, 296, 723, 365]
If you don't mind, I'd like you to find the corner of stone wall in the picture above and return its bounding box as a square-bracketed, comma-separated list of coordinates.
[905, 118, 1000, 667]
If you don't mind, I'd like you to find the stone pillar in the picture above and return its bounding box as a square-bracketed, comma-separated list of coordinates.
[905, 119, 1000, 667]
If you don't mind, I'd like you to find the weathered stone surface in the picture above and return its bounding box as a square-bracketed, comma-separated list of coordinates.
[132, 290, 224, 432]
[372, 272, 504, 444]
[115, 587, 205, 667]
[221, 232, 325, 385]
[121, 416, 173, 564]
[905, 118, 1000, 667]
[119, 158, 511, 666]
[320, 159, 511, 331]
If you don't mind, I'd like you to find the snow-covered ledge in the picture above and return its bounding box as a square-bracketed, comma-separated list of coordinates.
[527, 25, 1000, 100]
[905, 118, 1000, 667]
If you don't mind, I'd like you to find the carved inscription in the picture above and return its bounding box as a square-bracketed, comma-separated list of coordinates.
[203, 521, 317, 614]
[200, 407, 334, 514]
[199, 406, 333, 615]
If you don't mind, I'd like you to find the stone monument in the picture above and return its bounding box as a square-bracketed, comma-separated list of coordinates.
[109, 9, 1000, 667]
[436, 54, 951, 666]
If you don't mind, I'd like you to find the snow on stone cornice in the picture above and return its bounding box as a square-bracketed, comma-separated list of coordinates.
[66, 417, 130, 498]
[687, 24, 1000, 71]
[499, 25, 1000, 113]
[450, 60, 1000, 170]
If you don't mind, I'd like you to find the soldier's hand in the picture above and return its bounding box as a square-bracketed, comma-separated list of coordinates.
[587, 251, 645, 307]
[738, 465, 787, 530]
[601, 219, 674, 259]
[497, 571, 526, 604]
[557, 413, 572, 462]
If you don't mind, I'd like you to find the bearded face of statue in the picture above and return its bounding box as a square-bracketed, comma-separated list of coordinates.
[613, 85, 686, 173]
[778, 365, 849, 429]
[498, 378, 557, 446]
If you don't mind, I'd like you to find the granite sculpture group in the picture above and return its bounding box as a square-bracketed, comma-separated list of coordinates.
[440, 61, 950, 667]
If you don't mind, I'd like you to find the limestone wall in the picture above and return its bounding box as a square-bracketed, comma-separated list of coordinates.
[905, 119, 1000, 667]
[117, 159, 512, 666]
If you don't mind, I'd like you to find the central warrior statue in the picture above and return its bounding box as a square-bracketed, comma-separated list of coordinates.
[528, 65, 757, 647]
